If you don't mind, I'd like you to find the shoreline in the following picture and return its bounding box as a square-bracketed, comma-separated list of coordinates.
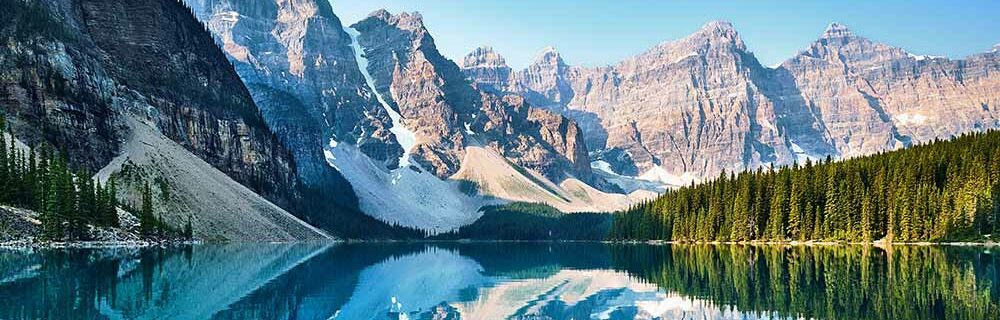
[2, 238, 998, 248]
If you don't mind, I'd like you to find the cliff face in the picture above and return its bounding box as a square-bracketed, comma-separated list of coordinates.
[184, 0, 402, 178]
[463, 21, 1000, 183]
[351, 10, 595, 184]
[780, 23, 1000, 158]
[0, 0, 329, 240]
[75, 0, 298, 205]
[464, 21, 789, 181]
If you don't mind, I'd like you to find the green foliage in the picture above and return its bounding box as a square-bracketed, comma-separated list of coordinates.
[612, 245, 1000, 320]
[610, 131, 1000, 242]
[436, 202, 612, 240]
[0, 114, 122, 241]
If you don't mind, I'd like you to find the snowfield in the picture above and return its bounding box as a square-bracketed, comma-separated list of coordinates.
[637, 166, 700, 188]
[590, 160, 669, 193]
[324, 140, 483, 234]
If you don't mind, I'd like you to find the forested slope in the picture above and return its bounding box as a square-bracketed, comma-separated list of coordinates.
[610, 131, 1000, 242]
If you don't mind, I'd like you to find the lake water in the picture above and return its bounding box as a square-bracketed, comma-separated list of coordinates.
[0, 243, 997, 319]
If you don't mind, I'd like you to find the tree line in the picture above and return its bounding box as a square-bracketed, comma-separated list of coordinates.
[611, 245, 999, 319]
[610, 131, 1000, 242]
[1, 115, 186, 240]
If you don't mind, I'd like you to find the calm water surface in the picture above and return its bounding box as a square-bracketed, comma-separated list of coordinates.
[0, 243, 997, 319]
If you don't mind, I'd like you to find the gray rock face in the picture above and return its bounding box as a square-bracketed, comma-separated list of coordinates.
[463, 21, 1000, 181]
[1, 0, 298, 207]
[0, 0, 363, 240]
[351, 10, 596, 185]
[461, 46, 511, 93]
[184, 0, 402, 187]
[780, 23, 1000, 158]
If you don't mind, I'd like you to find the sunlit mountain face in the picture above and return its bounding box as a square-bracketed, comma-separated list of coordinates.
[1, 243, 997, 319]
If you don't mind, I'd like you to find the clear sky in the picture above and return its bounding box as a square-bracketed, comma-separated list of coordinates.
[330, 0, 1000, 69]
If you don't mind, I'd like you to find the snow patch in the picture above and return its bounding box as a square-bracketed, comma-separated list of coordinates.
[789, 141, 820, 164]
[590, 161, 668, 193]
[637, 166, 699, 187]
[324, 140, 482, 234]
[894, 113, 929, 125]
[346, 27, 417, 168]
[907, 52, 945, 61]
[672, 51, 698, 64]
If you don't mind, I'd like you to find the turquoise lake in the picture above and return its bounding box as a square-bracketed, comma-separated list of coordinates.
[0, 243, 997, 319]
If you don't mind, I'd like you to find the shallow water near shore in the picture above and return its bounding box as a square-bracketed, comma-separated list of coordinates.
[0, 243, 997, 319]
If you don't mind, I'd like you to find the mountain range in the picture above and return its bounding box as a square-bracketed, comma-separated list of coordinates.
[2, 0, 998, 239]
[461, 21, 1000, 189]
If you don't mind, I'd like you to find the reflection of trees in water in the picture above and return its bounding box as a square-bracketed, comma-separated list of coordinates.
[0, 244, 327, 320]
[610, 244, 1000, 320]
[0, 248, 146, 319]
[2, 244, 998, 320]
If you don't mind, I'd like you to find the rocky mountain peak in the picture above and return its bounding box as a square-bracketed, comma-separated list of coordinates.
[821, 22, 856, 39]
[462, 46, 509, 69]
[367, 9, 426, 33]
[533, 46, 566, 67]
[699, 20, 736, 34]
[691, 20, 744, 48]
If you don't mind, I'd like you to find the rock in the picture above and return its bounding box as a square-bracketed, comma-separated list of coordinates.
[351, 10, 597, 185]
[463, 20, 1000, 182]
[0, 0, 320, 239]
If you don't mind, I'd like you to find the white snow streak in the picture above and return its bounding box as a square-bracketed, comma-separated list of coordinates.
[345, 27, 417, 168]
[637, 166, 699, 187]
[789, 141, 819, 164]
[894, 113, 929, 125]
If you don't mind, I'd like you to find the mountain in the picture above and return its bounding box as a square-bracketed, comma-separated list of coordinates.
[346, 10, 652, 226]
[778, 23, 1000, 158]
[0, 0, 328, 240]
[181, 0, 421, 239]
[179, 2, 651, 233]
[462, 21, 1000, 189]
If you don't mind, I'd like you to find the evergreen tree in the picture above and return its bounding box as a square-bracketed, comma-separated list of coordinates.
[139, 183, 156, 237]
[609, 130, 1000, 243]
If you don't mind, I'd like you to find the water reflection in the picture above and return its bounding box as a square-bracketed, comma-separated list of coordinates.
[0, 243, 997, 319]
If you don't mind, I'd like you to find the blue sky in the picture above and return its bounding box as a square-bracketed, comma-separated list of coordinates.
[330, 0, 1000, 69]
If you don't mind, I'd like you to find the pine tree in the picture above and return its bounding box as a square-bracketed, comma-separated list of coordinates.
[106, 178, 120, 227]
[183, 215, 193, 240]
[767, 171, 790, 240]
[139, 183, 156, 237]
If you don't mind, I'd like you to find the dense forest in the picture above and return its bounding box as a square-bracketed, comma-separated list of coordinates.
[0, 115, 182, 240]
[610, 131, 1000, 242]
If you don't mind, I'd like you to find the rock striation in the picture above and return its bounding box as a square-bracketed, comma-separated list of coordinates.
[0, 0, 332, 240]
[463, 21, 1000, 183]
[351, 10, 598, 185]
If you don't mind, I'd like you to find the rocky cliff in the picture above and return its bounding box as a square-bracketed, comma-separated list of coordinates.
[0, 0, 331, 240]
[463, 21, 1000, 186]
[779, 23, 1000, 158]
[351, 10, 595, 184]
[184, 0, 402, 178]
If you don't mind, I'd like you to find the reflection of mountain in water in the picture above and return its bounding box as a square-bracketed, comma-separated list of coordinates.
[0, 244, 997, 319]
